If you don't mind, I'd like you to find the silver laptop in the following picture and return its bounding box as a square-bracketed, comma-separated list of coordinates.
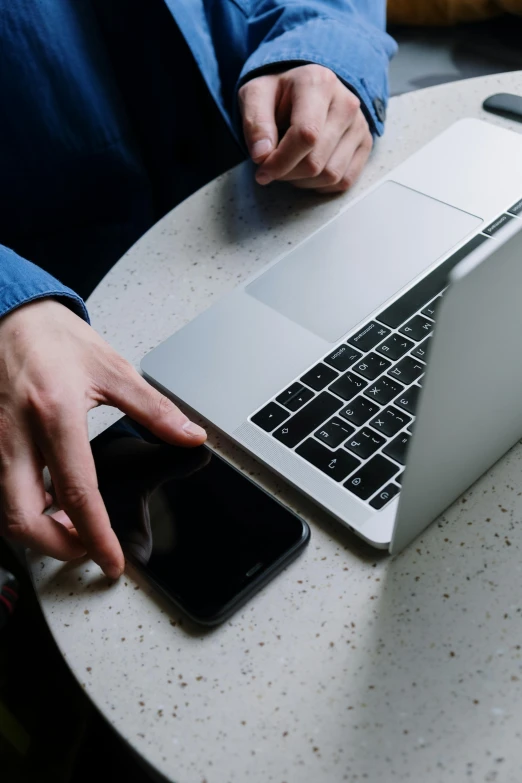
[141, 118, 522, 554]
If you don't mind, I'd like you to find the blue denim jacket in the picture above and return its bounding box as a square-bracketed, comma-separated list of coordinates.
[0, 0, 396, 323]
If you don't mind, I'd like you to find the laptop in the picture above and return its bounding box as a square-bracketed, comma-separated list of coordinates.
[141, 118, 522, 554]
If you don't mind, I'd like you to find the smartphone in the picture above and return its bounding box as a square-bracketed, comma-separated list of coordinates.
[90, 417, 310, 626]
[483, 93, 522, 123]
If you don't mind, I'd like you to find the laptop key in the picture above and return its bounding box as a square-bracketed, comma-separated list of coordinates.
[276, 383, 314, 412]
[339, 396, 380, 427]
[329, 372, 368, 402]
[251, 401, 289, 432]
[272, 392, 342, 448]
[352, 353, 392, 381]
[421, 296, 441, 320]
[484, 213, 514, 237]
[389, 356, 425, 385]
[369, 406, 411, 438]
[296, 438, 360, 482]
[315, 417, 354, 448]
[347, 322, 391, 353]
[399, 315, 433, 342]
[411, 336, 431, 361]
[301, 363, 338, 391]
[394, 384, 421, 416]
[324, 345, 362, 372]
[344, 455, 399, 500]
[370, 483, 400, 510]
[345, 427, 385, 460]
[376, 334, 414, 361]
[383, 432, 411, 465]
[364, 376, 403, 406]
[508, 198, 522, 217]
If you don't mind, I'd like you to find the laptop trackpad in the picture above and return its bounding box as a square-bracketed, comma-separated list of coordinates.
[246, 181, 482, 343]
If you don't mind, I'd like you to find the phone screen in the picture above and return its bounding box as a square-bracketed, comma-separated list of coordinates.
[91, 417, 309, 624]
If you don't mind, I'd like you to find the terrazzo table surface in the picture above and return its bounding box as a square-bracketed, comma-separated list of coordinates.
[31, 72, 522, 782]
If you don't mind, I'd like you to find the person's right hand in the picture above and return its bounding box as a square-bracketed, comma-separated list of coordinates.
[0, 299, 207, 579]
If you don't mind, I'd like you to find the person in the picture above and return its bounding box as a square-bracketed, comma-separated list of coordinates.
[0, 0, 397, 580]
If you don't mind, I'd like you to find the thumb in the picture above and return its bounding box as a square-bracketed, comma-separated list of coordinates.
[238, 76, 279, 163]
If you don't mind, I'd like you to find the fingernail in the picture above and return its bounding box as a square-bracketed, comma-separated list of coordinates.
[251, 138, 272, 160]
[256, 172, 272, 186]
[104, 563, 123, 580]
[182, 420, 207, 439]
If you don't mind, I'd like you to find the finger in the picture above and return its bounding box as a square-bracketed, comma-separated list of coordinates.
[5, 512, 86, 560]
[238, 76, 280, 163]
[35, 405, 124, 579]
[255, 79, 332, 184]
[313, 135, 373, 194]
[105, 359, 206, 446]
[290, 117, 370, 190]
[51, 509, 77, 532]
[0, 444, 86, 561]
[278, 91, 361, 183]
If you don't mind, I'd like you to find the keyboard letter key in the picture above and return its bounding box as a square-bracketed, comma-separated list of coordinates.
[340, 396, 380, 427]
[369, 406, 412, 438]
[329, 372, 368, 402]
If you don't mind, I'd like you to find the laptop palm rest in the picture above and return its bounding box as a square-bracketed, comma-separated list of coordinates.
[246, 181, 481, 343]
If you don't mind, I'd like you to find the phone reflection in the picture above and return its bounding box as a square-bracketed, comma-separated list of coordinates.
[91, 418, 210, 566]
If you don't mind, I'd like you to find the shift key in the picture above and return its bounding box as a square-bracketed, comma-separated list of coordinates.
[272, 392, 342, 448]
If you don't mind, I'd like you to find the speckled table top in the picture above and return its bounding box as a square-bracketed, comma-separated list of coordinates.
[31, 72, 522, 783]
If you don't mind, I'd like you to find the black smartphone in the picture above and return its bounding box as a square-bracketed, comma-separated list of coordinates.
[90, 416, 310, 626]
[483, 93, 522, 123]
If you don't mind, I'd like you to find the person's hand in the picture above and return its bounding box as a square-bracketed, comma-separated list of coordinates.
[0, 299, 206, 579]
[239, 64, 373, 194]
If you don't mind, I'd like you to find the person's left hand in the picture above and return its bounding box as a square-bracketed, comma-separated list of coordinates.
[238, 64, 373, 194]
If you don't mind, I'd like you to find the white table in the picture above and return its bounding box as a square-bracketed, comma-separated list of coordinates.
[31, 72, 522, 783]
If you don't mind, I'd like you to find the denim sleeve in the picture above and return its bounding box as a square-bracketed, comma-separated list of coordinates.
[213, 0, 397, 137]
[0, 244, 89, 322]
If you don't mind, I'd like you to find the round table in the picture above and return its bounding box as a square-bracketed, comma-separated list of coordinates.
[31, 72, 522, 783]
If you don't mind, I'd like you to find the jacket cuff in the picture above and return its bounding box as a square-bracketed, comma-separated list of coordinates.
[0, 245, 89, 323]
[237, 17, 397, 137]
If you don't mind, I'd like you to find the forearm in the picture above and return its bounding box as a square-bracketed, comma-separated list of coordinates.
[0, 244, 89, 322]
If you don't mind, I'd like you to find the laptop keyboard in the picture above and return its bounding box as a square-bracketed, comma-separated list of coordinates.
[249, 206, 521, 511]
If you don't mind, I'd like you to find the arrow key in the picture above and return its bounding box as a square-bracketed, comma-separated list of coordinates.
[296, 438, 360, 481]
[251, 402, 290, 432]
[276, 382, 314, 411]
[370, 483, 400, 510]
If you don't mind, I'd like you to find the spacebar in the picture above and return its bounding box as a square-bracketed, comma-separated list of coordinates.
[377, 234, 488, 329]
[272, 392, 342, 448]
